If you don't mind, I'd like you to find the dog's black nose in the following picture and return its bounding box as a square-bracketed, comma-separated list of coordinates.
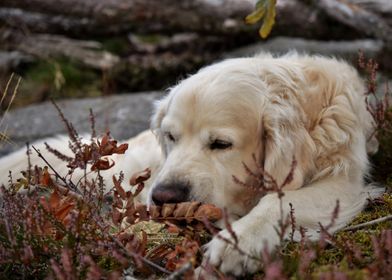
[152, 181, 190, 205]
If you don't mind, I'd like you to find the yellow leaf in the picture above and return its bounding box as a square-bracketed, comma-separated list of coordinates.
[259, 0, 276, 38]
[245, 0, 277, 39]
[245, 6, 266, 25]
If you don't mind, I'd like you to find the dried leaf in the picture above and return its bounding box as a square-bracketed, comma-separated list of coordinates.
[167, 223, 181, 234]
[133, 184, 145, 198]
[135, 203, 149, 221]
[40, 166, 54, 186]
[124, 206, 137, 219]
[113, 198, 124, 209]
[113, 175, 127, 200]
[173, 201, 200, 222]
[112, 208, 123, 226]
[55, 199, 75, 222]
[38, 190, 76, 238]
[49, 190, 61, 211]
[98, 133, 129, 156]
[194, 204, 222, 222]
[149, 205, 161, 219]
[91, 158, 114, 171]
[161, 204, 176, 218]
[126, 215, 137, 225]
[146, 243, 174, 264]
[125, 195, 135, 209]
[164, 239, 200, 272]
[113, 143, 129, 154]
[147, 202, 222, 223]
[130, 168, 151, 186]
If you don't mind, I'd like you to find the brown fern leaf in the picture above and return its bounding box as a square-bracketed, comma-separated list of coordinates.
[149, 202, 222, 223]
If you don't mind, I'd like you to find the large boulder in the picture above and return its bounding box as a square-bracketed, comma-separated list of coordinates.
[0, 91, 164, 156]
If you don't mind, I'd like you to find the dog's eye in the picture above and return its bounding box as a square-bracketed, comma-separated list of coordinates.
[165, 132, 176, 142]
[210, 139, 232, 150]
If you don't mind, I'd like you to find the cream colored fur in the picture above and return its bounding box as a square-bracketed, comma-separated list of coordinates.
[0, 131, 161, 202]
[0, 53, 381, 276]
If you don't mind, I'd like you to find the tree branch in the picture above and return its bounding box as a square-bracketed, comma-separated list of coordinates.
[313, 0, 392, 45]
[342, 214, 392, 231]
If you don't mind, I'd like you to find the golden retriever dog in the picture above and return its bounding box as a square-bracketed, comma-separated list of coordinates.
[0, 53, 380, 276]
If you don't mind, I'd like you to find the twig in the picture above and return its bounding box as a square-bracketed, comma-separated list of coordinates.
[0, 73, 14, 107]
[0, 74, 21, 130]
[96, 218, 171, 275]
[32, 145, 81, 195]
[342, 215, 392, 232]
[89, 108, 96, 139]
[166, 262, 192, 280]
[50, 99, 82, 152]
[92, 204, 171, 275]
[26, 142, 32, 190]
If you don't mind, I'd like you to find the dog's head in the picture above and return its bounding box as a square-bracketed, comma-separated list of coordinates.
[147, 57, 309, 219]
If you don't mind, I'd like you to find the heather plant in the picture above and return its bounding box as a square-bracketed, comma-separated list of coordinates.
[0, 104, 224, 279]
[0, 51, 391, 279]
[358, 51, 392, 184]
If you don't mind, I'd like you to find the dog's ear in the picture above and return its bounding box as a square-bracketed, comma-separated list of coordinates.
[150, 95, 170, 155]
[260, 85, 311, 191]
[151, 97, 168, 131]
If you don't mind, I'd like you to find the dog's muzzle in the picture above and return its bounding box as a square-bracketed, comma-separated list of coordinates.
[151, 181, 190, 205]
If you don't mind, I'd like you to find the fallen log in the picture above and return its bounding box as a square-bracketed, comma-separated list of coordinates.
[1, 29, 119, 70]
[0, 0, 361, 40]
[0, 8, 95, 36]
[0, 0, 256, 35]
[314, 0, 392, 45]
[0, 51, 34, 73]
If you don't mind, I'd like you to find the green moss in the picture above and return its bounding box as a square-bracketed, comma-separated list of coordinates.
[15, 59, 102, 107]
[135, 34, 166, 44]
[313, 260, 367, 280]
[100, 38, 129, 55]
[269, 192, 392, 279]
[97, 256, 122, 272]
[350, 193, 392, 224]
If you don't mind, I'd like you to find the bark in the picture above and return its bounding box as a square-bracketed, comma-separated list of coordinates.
[314, 0, 392, 45]
[0, 0, 257, 35]
[0, 8, 95, 35]
[1, 0, 391, 73]
[1, 29, 119, 70]
[0, 51, 34, 73]
[0, 0, 361, 40]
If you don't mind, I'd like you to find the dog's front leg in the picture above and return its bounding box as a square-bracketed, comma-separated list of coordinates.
[203, 177, 369, 276]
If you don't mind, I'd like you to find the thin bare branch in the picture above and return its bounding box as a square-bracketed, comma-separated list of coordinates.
[342, 215, 392, 232]
[31, 145, 80, 194]
[166, 262, 192, 280]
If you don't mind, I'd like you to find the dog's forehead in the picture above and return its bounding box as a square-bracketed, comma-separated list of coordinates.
[164, 72, 265, 132]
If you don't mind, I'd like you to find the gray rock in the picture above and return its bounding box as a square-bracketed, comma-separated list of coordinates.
[223, 37, 384, 61]
[0, 91, 164, 156]
[0, 51, 34, 73]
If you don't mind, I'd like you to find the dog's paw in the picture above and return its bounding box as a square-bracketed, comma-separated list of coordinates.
[202, 221, 265, 276]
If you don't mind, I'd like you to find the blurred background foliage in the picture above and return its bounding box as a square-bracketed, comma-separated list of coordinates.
[0, 0, 391, 109]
